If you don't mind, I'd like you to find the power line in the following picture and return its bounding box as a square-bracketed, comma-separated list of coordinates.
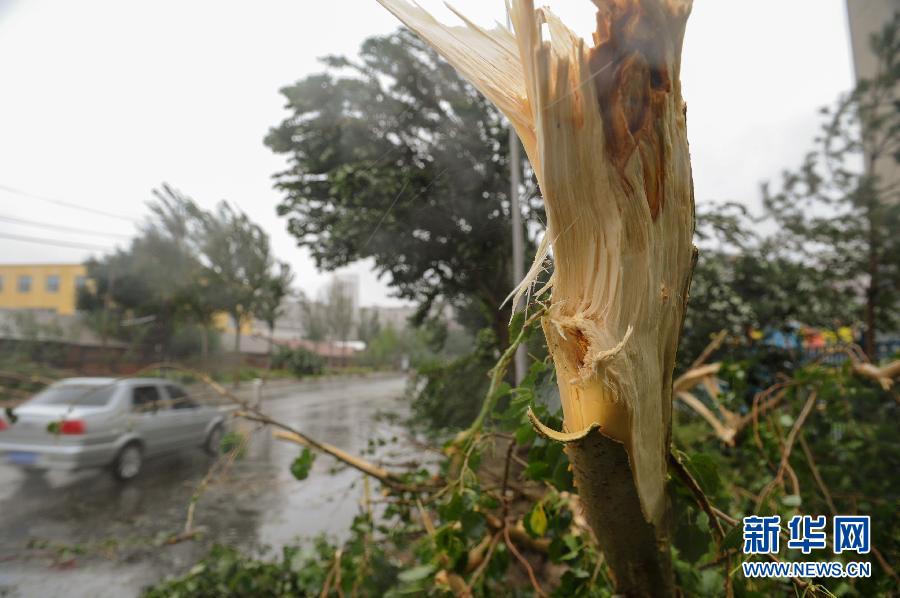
[0, 214, 133, 240]
[0, 231, 116, 252]
[0, 183, 139, 223]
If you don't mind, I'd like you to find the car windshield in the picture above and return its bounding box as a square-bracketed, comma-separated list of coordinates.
[29, 384, 117, 407]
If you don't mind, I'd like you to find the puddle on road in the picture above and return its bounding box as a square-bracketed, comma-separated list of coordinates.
[0, 375, 434, 597]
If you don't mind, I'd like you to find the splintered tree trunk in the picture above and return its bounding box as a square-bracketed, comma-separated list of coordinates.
[378, 1, 695, 596]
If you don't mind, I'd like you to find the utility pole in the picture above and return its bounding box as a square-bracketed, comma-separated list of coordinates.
[508, 10, 527, 385]
[102, 266, 115, 349]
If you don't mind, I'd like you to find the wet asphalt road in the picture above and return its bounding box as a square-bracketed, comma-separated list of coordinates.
[0, 374, 420, 597]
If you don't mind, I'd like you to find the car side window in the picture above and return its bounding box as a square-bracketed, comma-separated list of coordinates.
[166, 385, 197, 410]
[132, 385, 161, 413]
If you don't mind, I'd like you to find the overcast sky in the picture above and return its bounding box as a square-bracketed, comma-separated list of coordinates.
[0, 0, 855, 306]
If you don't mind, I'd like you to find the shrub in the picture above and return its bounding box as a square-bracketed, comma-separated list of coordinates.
[411, 328, 498, 432]
[270, 346, 325, 377]
[144, 517, 399, 597]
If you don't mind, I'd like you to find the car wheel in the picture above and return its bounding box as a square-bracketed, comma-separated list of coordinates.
[113, 443, 143, 481]
[205, 424, 224, 456]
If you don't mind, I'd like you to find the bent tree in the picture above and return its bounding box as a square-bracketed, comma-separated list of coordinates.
[378, 1, 695, 595]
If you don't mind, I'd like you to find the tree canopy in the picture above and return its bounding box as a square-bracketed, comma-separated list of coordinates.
[195, 200, 274, 354]
[763, 15, 900, 357]
[683, 17, 900, 365]
[266, 29, 541, 345]
[79, 186, 202, 357]
[79, 184, 288, 359]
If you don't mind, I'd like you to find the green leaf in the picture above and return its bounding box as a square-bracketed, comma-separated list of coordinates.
[478, 494, 499, 511]
[550, 534, 580, 561]
[460, 509, 486, 540]
[674, 511, 712, 562]
[549, 451, 575, 492]
[46, 421, 60, 435]
[721, 523, 743, 552]
[220, 431, 245, 457]
[397, 563, 436, 583]
[290, 448, 316, 481]
[781, 494, 802, 507]
[515, 422, 535, 445]
[440, 492, 464, 521]
[565, 534, 578, 551]
[508, 310, 526, 341]
[435, 527, 466, 563]
[527, 503, 548, 538]
[491, 382, 511, 404]
[523, 460, 550, 480]
[683, 453, 721, 496]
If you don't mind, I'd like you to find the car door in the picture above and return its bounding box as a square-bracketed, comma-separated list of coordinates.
[129, 384, 171, 455]
[162, 384, 207, 448]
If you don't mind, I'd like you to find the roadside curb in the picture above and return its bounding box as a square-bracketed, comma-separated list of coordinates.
[188, 371, 410, 403]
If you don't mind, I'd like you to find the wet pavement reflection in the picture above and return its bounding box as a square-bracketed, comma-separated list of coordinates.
[0, 374, 419, 597]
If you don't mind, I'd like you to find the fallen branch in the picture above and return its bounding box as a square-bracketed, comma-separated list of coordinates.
[852, 359, 900, 390]
[454, 306, 546, 447]
[807, 347, 900, 392]
[267, 426, 406, 490]
[798, 432, 837, 515]
[673, 362, 744, 445]
[135, 362, 421, 493]
[466, 531, 502, 590]
[673, 363, 722, 394]
[748, 384, 794, 451]
[184, 427, 254, 535]
[689, 331, 728, 370]
[798, 433, 900, 585]
[483, 512, 551, 554]
[504, 525, 547, 598]
[668, 451, 732, 598]
[755, 391, 818, 511]
[676, 391, 736, 445]
[668, 452, 725, 544]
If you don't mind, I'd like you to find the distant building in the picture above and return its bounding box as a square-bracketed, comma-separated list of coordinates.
[0, 263, 88, 315]
[0, 308, 118, 347]
[333, 273, 360, 314]
[846, 0, 900, 201]
[359, 303, 464, 332]
[847, 0, 898, 83]
[252, 298, 309, 341]
[359, 305, 417, 331]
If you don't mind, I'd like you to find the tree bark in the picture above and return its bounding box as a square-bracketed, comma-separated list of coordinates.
[378, 2, 695, 595]
[492, 306, 511, 353]
[865, 197, 879, 359]
[200, 325, 209, 369]
[233, 313, 242, 388]
[267, 322, 275, 370]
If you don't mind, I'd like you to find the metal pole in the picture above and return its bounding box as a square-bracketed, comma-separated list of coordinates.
[508, 9, 527, 385]
[511, 127, 527, 384]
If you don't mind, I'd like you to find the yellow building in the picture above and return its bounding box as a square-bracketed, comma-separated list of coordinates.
[0, 263, 88, 315]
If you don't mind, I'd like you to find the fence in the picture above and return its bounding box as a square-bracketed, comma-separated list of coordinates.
[801, 339, 900, 365]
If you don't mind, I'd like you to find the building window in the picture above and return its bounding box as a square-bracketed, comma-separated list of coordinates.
[75, 276, 87, 290]
[46, 275, 60, 293]
[0, 275, 4, 293]
[17, 275, 31, 293]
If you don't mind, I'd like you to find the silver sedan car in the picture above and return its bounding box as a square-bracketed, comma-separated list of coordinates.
[0, 377, 228, 480]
